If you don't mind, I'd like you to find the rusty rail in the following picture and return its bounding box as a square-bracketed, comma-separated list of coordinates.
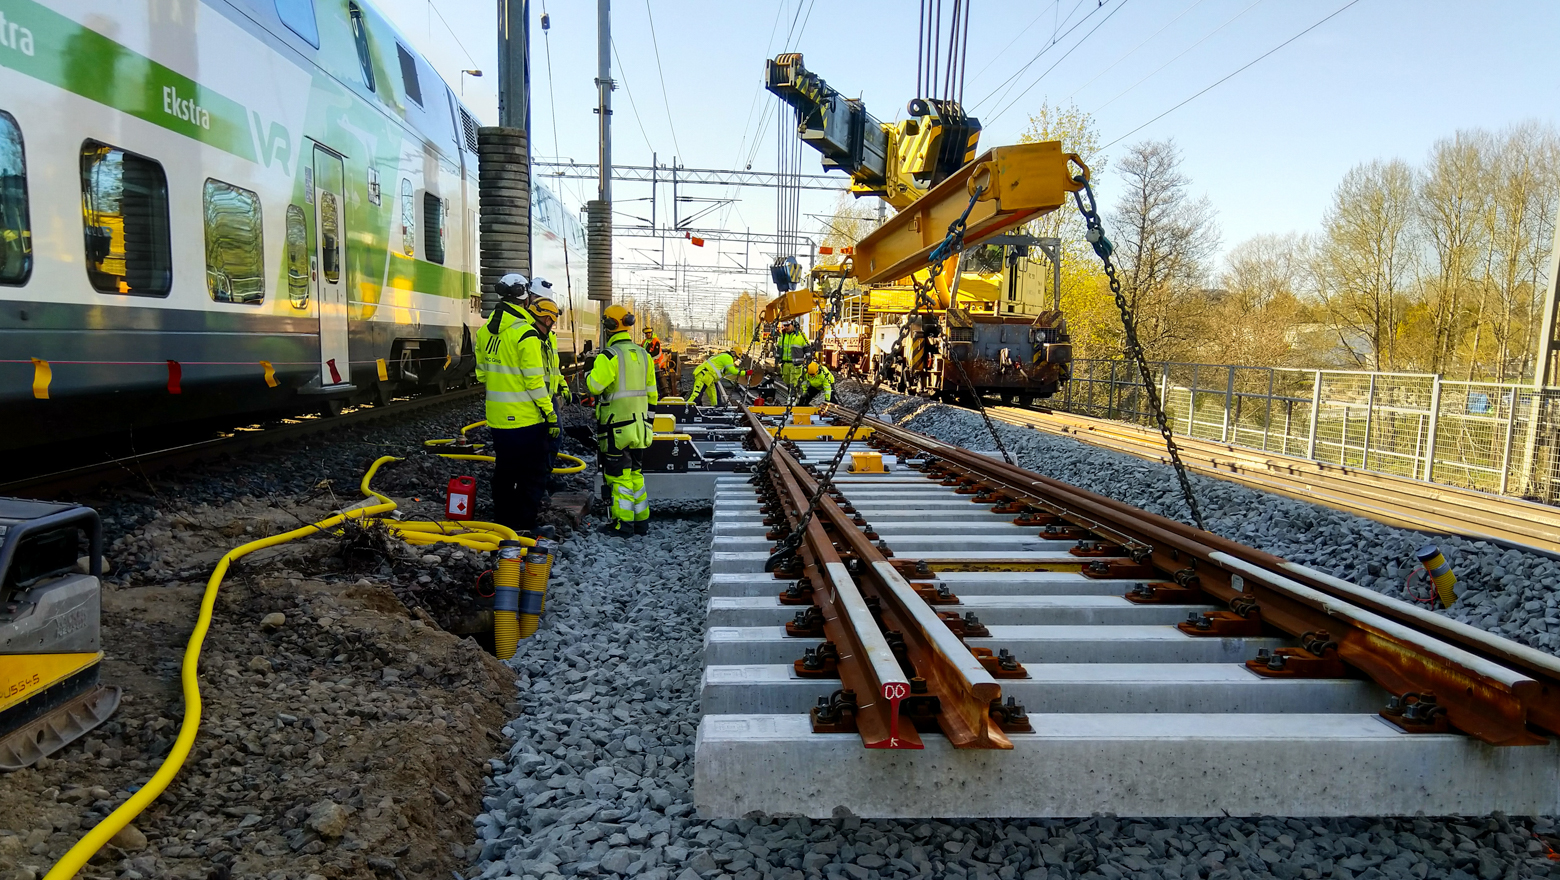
[844, 407, 1560, 747]
[743, 406, 1011, 749]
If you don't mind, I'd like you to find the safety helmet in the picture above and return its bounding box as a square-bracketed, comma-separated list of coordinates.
[807, 362, 820, 376]
[602, 304, 636, 333]
[496, 273, 529, 300]
[532, 276, 554, 294]
[530, 293, 561, 322]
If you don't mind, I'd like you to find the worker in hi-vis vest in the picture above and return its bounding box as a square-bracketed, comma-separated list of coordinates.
[690, 350, 741, 406]
[475, 273, 560, 533]
[586, 304, 658, 537]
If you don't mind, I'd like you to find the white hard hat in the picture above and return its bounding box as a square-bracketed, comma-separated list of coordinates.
[531, 276, 554, 291]
[497, 273, 529, 298]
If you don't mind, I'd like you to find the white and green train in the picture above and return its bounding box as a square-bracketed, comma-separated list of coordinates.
[0, 0, 594, 447]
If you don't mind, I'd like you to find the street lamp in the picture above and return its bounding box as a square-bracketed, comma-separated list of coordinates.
[460, 69, 482, 96]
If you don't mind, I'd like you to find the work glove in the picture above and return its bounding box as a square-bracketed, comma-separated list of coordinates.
[583, 352, 598, 371]
[546, 416, 560, 440]
[559, 384, 573, 403]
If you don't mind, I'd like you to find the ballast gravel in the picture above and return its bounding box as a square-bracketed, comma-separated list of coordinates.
[843, 388, 1560, 658]
[473, 513, 1560, 880]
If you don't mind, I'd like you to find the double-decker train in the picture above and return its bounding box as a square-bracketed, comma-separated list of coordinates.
[0, 0, 594, 450]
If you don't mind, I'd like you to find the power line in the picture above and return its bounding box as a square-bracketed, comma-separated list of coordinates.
[1091, 0, 1265, 114]
[965, 2, 1059, 91]
[610, 38, 657, 156]
[1102, 0, 1365, 149]
[642, 1, 685, 160]
[1066, 0, 1210, 100]
[425, 0, 477, 66]
[971, 0, 1114, 113]
[986, 0, 1132, 127]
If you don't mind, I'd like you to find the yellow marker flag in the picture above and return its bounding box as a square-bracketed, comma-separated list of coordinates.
[444, 354, 452, 370]
[376, 358, 389, 381]
[30, 357, 50, 399]
[260, 361, 279, 388]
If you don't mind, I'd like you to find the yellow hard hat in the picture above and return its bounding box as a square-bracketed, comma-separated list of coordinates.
[602, 304, 636, 332]
[807, 362, 820, 376]
[529, 295, 561, 322]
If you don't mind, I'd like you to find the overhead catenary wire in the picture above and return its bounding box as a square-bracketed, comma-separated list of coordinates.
[1091, 0, 1266, 114]
[1066, 0, 1211, 101]
[970, 0, 1115, 113]
[1101, 0, 1365, 149]
[642, 0, 685, 162]
[985, 0, 1132, 127]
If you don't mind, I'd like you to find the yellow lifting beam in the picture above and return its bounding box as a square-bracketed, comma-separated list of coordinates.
[852, 142, 1086, 286]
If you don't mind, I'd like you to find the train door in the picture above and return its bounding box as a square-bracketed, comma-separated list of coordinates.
[312, 146, 351, 387]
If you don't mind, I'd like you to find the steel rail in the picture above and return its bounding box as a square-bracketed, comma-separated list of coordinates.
[746, 406, 1010, 748]
[846, 407, 1560, 746]
[745, 409, 917, 748]
[989, 406, 1560, 556]
[3, 388, 483, 499]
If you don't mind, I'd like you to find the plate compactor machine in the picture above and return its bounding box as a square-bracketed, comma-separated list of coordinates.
[0, 498, 119, 770]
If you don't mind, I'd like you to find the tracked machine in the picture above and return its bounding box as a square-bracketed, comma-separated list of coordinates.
[764, 54, 1074, 403]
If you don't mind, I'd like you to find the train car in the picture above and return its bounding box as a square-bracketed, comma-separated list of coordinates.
[0, 0, 593, 451]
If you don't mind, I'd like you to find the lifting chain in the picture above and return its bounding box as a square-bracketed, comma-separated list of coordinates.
[1072, 175, 1207, 531]
[764, 187, 985, 571]
[748, 268, 851, 480]
[942, 318, 1016, 466]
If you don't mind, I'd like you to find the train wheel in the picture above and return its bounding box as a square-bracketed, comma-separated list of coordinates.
[319, 399, 344, 418]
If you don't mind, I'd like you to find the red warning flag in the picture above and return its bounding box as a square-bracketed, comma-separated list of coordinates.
[167, 360, 182, 394]
[327, 359, 341, 384]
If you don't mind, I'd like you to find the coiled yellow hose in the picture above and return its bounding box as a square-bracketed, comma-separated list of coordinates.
[425, 420, 588, 474]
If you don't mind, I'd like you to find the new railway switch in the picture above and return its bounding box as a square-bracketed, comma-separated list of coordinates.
[0, 498, 119, 770]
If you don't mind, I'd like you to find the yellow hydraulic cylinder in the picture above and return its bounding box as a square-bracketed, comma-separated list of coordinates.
[493, 541, 525, 659]
[1416, 544, 1457, 608]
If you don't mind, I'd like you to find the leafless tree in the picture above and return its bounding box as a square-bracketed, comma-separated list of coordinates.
[1107, 139, 1220, 360]
[1314, 159, 1418, 370]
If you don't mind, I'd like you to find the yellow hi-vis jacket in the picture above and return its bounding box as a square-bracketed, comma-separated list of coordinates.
[803, 364, 835, 400]
[695, 351, 741, 381]
[587, 331, 658, 448]
[778, 330, 808, 365]
[476, 304, 554, 428]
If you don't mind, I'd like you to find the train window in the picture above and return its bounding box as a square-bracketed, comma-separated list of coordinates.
[285, 205, 308, 308]
[422, 192, 445, 264]
[203, 180, 265, 304]
[80, 141, 172, 297]
[319, 191, 340, 283]
[0, 110, 31, 286]
[399, 179, 415, 257]
[348, 3, 375, 92]
[396, 44, 422, 106]
[273, 0, 319, 47]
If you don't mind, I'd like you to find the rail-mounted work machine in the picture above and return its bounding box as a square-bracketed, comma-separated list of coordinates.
[764, 54, 1079, 402]
[0, 499, 118, 769]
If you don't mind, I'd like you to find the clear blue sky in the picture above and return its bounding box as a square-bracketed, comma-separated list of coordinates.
[379, 0, 1560, 319]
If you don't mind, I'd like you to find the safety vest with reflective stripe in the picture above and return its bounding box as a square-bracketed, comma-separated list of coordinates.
[695, 351, 741, 381]
[778, 331, 808, 364]
[587, 332, 657, 448]
[474, 302, 528, 384]
[543, 331, 564, 395]
[478, 305, 553, 428]
[804, 364, 835, 395]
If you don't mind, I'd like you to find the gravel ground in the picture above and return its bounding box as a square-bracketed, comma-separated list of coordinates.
[838, 386, 1560, 657]
[1, 394, 578, 880]
[471, 495, 1560, 880]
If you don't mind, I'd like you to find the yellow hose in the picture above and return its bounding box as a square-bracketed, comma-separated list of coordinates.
[47, 448, 544, 877]
[43, 499, 396, 880]
[435, 451, 587, 474]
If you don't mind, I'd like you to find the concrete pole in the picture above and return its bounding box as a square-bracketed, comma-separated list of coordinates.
[585, 0, 614, 305]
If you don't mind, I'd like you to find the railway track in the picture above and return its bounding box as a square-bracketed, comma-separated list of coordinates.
[1, 387, 483, 499]
[694, 403, 1560, 819]
[992, 405, 1560, 557]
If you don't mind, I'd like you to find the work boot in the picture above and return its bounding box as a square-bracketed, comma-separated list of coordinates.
[599, 521, 631, 539]
[634, 520, 649, 536]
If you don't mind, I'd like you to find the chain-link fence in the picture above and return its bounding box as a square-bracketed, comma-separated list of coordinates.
[1058, 359, 1560, 504]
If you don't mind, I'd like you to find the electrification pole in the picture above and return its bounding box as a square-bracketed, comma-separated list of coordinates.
[478, 0, 532, 314]
[586, 0, 614, 305]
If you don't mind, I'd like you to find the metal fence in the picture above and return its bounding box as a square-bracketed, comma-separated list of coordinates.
[1058, 359, 1560, 504]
